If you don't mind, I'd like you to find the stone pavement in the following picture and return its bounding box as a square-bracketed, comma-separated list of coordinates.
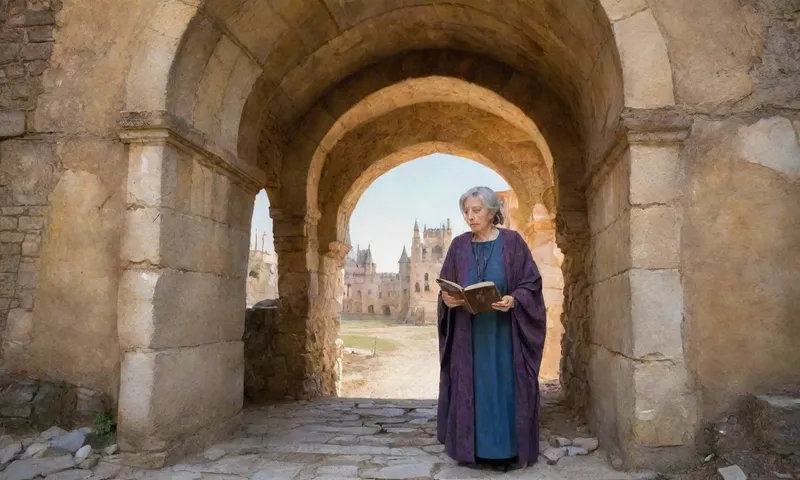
[91, 398, 657, 480]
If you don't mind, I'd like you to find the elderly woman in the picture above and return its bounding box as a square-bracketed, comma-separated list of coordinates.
[437, 186, 547, 472]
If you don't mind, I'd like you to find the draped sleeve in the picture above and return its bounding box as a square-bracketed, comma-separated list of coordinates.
[508, 230, 547, 378]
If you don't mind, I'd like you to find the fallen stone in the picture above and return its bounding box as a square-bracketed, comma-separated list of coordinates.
[76, 454, 99, 470]
[43, 469, 93, 480]
[40, 427, 68, 441]
[567, 446, 590, 456]
[4, 454, 74, 480]
[23, 442, 49, 458]
[773, 472, 792, 479]
[74, 444, 91, 461]
[718, 465, 747, 480]
[49, 428, 89, 453]
[1, 442, 23, 464]
[572, 437, 599, 452]
[542, 446, 567, 465]
[549, 436, 572, 447]
[101, 444, 118, 456]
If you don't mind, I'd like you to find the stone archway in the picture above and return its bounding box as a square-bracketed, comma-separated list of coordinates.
[115, 1, 691, 470]
[14, 0, 800, 474]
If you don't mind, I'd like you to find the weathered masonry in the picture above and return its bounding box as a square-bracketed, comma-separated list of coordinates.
[0, 0, 798, 471]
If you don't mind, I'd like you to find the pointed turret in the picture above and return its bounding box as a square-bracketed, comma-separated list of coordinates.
[398, 245, 410, 263]
[364, 245, 374, 265]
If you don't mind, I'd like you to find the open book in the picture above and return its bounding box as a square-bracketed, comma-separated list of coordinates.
[435, 278, 504, 314]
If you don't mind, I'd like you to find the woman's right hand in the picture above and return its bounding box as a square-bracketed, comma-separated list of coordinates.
[441, 292, 464, 308]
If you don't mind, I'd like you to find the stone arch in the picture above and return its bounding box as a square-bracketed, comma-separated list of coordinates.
[109, 0, 693, 470]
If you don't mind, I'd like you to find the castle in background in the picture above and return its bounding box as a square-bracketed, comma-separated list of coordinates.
[343, 219, 452, 324]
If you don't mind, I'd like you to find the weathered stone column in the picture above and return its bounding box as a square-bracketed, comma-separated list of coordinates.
[116, 127, 259, 467]
[587, 119, 699, 470]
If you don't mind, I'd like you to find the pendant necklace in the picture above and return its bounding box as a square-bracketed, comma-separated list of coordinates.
[472, 229, 497, 283]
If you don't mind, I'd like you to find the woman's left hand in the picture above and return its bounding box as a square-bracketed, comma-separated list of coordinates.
[491, 295, 515, 312]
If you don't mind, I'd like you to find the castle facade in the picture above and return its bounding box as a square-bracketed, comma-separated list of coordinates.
[342, 219, 452, 324]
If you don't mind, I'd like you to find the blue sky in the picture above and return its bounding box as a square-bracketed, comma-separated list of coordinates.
[250, 154, 510, 272]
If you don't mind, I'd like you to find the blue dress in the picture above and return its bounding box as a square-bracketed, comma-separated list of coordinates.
[469, 233, 517, 459]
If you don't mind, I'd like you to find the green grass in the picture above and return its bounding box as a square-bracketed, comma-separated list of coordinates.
[340, 334, 400, 352]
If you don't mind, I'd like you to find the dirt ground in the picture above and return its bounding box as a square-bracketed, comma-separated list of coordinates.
[340, 316, 440, 399]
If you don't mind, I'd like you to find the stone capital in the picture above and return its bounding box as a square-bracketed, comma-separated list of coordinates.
[119, 113, 266, 192]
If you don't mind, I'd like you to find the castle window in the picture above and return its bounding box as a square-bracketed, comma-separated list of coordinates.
[248, 270, 259, 279]
[424, 284, 430, 292]
[379, 292, 382, 298]
[415, 282, 420, 293]
[424, 273, 429, 281]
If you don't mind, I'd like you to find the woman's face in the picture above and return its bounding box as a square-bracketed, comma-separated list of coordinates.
[462, 196, 494, 233]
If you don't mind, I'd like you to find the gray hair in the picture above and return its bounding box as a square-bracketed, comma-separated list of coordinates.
[459, 186, 505, 226]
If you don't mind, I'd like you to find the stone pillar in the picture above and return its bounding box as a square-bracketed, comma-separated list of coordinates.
[587, 123, 698, 470]
[116, 128, 258, 467]
[270, 206, 325, 400]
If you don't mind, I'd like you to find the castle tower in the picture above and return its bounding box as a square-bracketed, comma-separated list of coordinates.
[411, 219, 421, 262]
[398, 245, 410, 278]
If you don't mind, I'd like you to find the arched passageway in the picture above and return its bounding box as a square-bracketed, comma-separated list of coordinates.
[4, 0, 799, 473]
[111, 1, 690, 468]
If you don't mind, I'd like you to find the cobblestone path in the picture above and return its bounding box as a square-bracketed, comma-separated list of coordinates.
[93, 398, 657, 480]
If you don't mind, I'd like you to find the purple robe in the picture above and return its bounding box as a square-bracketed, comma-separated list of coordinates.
[436, 228, 547, 466]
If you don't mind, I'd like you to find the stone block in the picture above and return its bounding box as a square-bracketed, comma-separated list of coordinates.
[630, 269, 683, 359]
[0, 231, 24, 242]
[0, 110, 25, 137]
[118, 269, 245, 350]
[6, 308, 32, 343]
[126, 143, 186, 209]
[587, 345, 633, 454]
[589, 211, 630, 282]
[0, 216, 17, 231]
[117, 342, 243, 457]
[590, 272, 630, 355]
[21, 233, 39, 256]
[7, 11, 55, 26]
[16, 261, 35, 288]
[0, 140, 58, 205]
[5, 64, 25, 78]
[630, 360, 698, 447]
[0, 273, 16, 296]
[21, 42, 52, 61]
[0, 243, 21, 272]
[18, 215, 43, 231]
[25, 26, 53, 42]
[629, 144, 683, 205]
[613, 9, 675, 108]
[0, 43, 20, 64]
[629, 206, 680, 269]
[589, 150, 629, 233]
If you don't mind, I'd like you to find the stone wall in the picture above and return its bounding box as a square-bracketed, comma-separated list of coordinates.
[243, 304, 344, 404]
[683, 116, 800, 422]
[0, 373, 109, 433]
[0, 0, 58, 370]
